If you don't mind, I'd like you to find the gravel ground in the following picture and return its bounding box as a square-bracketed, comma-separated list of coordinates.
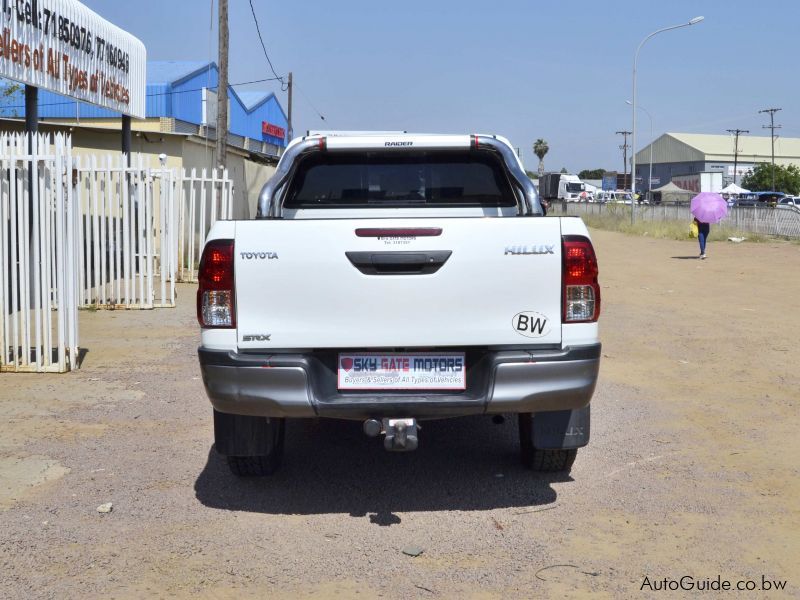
[1, 229, 798, 599]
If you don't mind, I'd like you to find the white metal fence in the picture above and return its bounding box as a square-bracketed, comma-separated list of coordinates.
[0, 133, 79, 372]
[75, 154, 178, 309]
[553, 201, 800, 239]
[178, 167, 233, 283]
[1, 132, 235, 372]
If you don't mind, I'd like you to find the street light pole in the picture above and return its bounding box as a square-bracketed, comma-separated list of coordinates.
[631, 15, 704, 224]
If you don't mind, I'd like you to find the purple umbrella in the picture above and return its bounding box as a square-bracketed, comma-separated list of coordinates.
[691, 192, 728, 224]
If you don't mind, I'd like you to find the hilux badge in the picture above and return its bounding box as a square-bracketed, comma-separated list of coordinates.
[504, 245, 555, 255]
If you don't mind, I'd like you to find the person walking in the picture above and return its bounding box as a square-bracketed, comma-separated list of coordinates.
[694, 217, 710, 259]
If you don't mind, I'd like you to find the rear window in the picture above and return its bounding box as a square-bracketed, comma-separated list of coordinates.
[283, 150, 516, 209]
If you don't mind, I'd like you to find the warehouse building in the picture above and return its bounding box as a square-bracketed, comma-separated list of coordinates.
[0, 61, 289, 218]
[633, 132, 800, 192]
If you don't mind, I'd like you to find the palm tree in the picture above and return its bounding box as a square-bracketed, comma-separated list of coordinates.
[533, 139, 549, 176]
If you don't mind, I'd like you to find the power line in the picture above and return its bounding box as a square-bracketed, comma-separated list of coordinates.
[246, 1, 325, 124]
[248, 0, 288, 91]
[293, 81, 326, 122]
[758, 107, 782, 192]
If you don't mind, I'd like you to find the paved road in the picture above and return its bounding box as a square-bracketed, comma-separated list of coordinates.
[1, 230, 798, 598]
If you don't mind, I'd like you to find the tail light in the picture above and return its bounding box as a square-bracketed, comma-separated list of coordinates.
[197, 239, 235, 328]
[562, 235, 600, 323]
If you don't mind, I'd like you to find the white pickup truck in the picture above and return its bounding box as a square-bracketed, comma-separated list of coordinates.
[197, 133, 601, 476]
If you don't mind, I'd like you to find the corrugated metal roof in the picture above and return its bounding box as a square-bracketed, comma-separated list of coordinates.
[637, 132, 800, 163]
[147, 61, 213, 85]
[670, 132, 800, 158]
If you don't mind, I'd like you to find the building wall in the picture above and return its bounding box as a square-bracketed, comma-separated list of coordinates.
[180, 138, 275, 220]
[229, 91, 287, 146]
[636, 159, 788, 190]
[635, 134, 705, 165]
[170, 68, 216, 125]
[635, 161, 708, 190]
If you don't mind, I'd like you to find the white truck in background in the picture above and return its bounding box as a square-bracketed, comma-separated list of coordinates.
[197, 133, 601, 477]
[538, 172, 587, 202]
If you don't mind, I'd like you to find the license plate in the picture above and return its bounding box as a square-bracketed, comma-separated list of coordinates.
[337, 352, 466, 391]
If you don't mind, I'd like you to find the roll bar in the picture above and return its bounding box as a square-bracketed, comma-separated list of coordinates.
[471, 135, 543, 216]
[257, 137, 325, 218]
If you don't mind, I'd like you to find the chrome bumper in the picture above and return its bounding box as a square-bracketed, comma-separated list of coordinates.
[198, 344, 600, 420]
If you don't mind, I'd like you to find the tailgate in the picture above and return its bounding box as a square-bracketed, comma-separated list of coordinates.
[234, 218, 563, 349]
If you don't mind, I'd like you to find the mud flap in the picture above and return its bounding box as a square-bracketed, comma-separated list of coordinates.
[532, 405, 590, 449]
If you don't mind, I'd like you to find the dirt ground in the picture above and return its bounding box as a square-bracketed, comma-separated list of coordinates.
[1, 229, 798, 599]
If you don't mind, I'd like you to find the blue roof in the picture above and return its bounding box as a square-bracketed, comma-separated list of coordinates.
[237, 91, 271, 110]
[147, 61, 213, 85]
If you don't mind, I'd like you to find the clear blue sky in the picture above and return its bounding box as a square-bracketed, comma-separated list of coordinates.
[83, 0, 800, 173]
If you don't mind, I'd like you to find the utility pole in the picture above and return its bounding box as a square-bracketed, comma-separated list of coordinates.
[616, 130, 632, 190]
[287, 72, 293, 141]
[759, 108, 781, 191]
[725, 128, 748, 187]
[215, 0, 229, 170]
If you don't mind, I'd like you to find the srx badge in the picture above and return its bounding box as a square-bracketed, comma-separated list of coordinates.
[512, 311, 551, 338]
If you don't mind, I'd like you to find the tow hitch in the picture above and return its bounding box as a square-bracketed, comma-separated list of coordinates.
[363, 418, 419, 451]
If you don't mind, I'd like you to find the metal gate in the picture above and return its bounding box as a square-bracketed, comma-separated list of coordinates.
[0, 133, 80, 372]
[74, 154, 178, 308]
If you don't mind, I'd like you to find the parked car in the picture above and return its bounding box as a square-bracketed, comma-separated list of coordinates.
[595, 191, 632, 204]
[777, 196, 800, 209]
[197, 133, 601, 476]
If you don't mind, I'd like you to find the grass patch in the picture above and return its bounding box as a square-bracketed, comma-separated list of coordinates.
[578, 212, 770, 243]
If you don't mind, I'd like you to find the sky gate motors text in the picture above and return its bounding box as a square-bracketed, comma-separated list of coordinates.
[349, 357, 464, 373]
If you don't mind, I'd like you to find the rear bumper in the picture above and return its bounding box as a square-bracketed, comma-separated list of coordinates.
[198, 344, 600, 420]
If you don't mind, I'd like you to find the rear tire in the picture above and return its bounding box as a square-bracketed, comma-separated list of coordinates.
[518, 413, 578, 472]
[213, 411, 285, 477]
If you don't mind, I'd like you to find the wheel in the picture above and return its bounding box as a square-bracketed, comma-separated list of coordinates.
[518, 413, 578, 472]
[213, 411, 285, 477]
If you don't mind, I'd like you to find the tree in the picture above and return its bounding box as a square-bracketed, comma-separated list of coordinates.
[578, 168, 606, 180]
[0, 82, 22, 117]
[741, 163, 800, 195]
[560, 167, 568, 174]
[533, 139, 549, 176]
[525, 170, 538, 179]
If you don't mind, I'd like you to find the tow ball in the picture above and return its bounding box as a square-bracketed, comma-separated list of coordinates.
[363, 418, 419, 451]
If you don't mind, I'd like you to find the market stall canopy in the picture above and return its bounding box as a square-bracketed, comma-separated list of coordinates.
[720, 183, 750, 195]
[652, 181, 695, 203]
